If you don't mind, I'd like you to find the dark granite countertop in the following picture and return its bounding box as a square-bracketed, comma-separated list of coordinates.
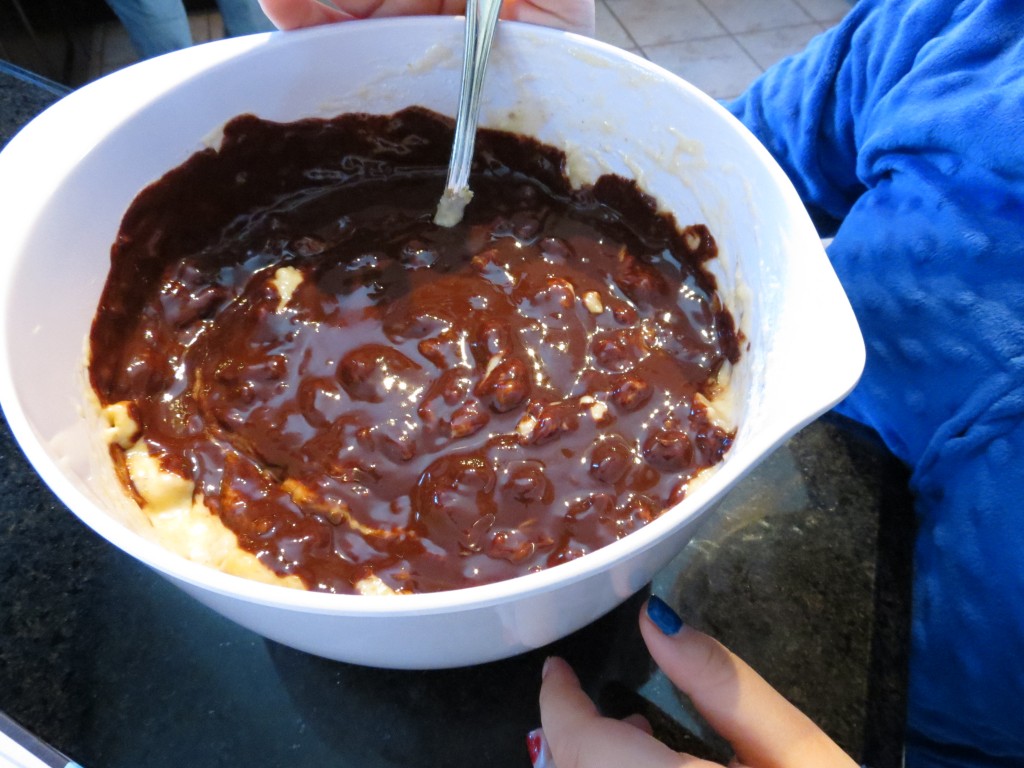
[0, 60, 911, 768]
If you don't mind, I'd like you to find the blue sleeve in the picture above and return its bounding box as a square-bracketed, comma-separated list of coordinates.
[726, 0, 1024, 762]
[908, 394, 1024, 765]
[827, 170, 1024, 762]
[726, 2, 868, 233]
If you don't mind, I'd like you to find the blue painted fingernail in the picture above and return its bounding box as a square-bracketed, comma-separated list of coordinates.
[647, 595, 684, 636]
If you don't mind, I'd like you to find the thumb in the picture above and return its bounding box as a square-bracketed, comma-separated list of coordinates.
[500, 0, 596, 35]
[640, 597, 857, 768]
[258, 0, 350, 29]
[538, 656, 717, 768]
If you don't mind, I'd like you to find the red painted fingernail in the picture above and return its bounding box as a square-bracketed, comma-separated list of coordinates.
[527, 728, 554, 767]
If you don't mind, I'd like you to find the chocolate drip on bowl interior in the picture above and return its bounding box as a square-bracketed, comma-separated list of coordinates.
[89, 106, 740, 594]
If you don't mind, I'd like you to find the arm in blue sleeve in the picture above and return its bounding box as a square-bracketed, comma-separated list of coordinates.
[724, 2, 1024, 762]
[823, 163, 1024, 765]
[905, 395, 1024, 763]
[794, 138, 1024, 768]
[724, 0, 1020, 237]
[725, 0, 1024, 462]
[725, 2, 870, 233]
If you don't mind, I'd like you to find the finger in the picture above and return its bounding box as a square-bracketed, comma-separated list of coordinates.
[351, 0, 465, 17]
[259, 0, 465, 29]
[528, 715, 652, 768]
[639, 598, 858, 768]
[501, 0, 595, 35]
[260, 0, 595, 34]
[539, 656, 719, 768]
[258, 0, 352, 29]
[622, 712, 654, 735]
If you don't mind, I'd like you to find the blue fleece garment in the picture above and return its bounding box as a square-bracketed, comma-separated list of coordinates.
[727, 1, 1024, 764]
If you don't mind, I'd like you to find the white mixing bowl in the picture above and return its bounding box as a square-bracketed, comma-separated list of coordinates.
[0, 18, 863, 668]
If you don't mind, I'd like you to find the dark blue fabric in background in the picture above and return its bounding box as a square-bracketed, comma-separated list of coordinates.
[728, 1, 1024, 765]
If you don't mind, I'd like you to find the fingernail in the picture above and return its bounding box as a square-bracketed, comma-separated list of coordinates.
[527, 728, 554, 768]
[541, 656, 553, 680]
[647, 595, 684, 636]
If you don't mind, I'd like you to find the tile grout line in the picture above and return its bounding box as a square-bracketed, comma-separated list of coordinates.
[733, 19, 847, 71]
[598, 0, 645, 56]
[637, 30, 756, 54]
[731, 33, 769, 75]
[694, 0, 803, 76]
[607, 0, 827, 66]
[790, 0, 853, 25]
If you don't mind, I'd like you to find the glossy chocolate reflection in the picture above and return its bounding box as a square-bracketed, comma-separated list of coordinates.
[89, 107, 740, 594]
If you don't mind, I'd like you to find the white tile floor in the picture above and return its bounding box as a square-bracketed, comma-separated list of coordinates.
[83, 0, 853, 98]
[597, 0, 851, 99]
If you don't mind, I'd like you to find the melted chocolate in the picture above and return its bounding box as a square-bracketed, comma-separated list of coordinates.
[89, 107, 740, 594]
